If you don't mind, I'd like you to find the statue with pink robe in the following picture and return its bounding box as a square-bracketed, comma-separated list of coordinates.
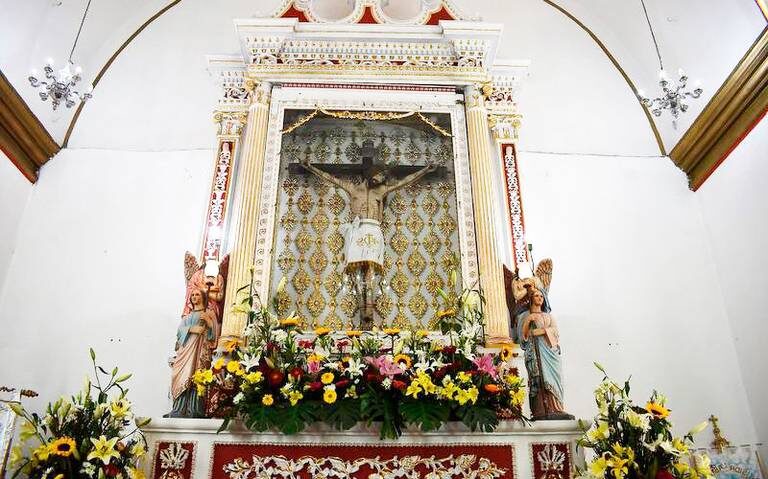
[167, 288, 215, 417]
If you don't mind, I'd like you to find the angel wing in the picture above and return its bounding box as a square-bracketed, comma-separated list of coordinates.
[535, 258, 553, 292]
[184, 251, 201, 284]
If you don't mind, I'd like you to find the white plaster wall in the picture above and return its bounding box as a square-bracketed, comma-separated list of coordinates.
[516, 149, 757, 444]
[0, 150, 32, 296]
[0, 144, 757, 446]
[0, 147, 213, 418]
[696, 117, 768, 443]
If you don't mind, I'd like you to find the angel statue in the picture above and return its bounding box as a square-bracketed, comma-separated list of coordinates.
[509, 259, 574, 420]
[165, 253, 228, 418]
[167, 288, 215, 417]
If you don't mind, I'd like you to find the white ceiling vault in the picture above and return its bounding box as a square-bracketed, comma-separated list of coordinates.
[0, 0, 764, 159]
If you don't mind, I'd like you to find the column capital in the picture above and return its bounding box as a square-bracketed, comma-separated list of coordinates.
[464, 84, 487, 111]
[213, 110, 248, 137]
[488, 113, 522, 142]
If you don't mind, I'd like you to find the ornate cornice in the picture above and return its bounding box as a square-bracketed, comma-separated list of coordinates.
[272, 0, 469, 26]
[484, 68, 525, 141]
[231, 18, 522, 85]
[0, 70, 59, 182]
[670, 26, 768, 190]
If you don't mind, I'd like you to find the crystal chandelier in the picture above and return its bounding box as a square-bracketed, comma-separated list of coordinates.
[636, 0, 702, 127]
[28, 0, 94, 110]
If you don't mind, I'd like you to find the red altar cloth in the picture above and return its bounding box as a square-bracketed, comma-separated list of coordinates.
[210, 442, 516, 478]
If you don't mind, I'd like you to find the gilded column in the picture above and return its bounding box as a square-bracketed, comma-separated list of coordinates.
[464, 84, 510, 345]
[219, 81, 272, 345]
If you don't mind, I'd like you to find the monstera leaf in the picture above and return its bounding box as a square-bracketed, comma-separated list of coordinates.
[274, 402, 317, 435]
[400, 399, 450, 432]
[456, 404, 499, 432]
[361, 390, 403, 439]
[244, 404, 276, 432]
[322, 398, 362, 431]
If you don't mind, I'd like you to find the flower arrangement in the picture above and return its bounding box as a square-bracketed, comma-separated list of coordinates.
[578, 363, 714, 479]
[194, 278, 527, 439]
[7, 349, 150, 479]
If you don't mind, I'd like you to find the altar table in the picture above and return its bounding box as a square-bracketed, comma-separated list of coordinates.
[143, 418, 584, 478]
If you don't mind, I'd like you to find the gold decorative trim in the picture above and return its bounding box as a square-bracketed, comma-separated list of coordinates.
[541, 0, 667, 156]
[0, 70, 60, 182]
[671, 26, 768, 190]
[281, 108, 452, 137]
[62, 0, 182, 147]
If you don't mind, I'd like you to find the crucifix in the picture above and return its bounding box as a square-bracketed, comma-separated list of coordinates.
[292, 139, 441, 329]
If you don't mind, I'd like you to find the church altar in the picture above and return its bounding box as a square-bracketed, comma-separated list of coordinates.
[159, 1, 580, 478]
[143, 419, 584, 479]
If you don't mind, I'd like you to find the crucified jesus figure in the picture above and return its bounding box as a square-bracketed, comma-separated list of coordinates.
[300, 155, 435, 329]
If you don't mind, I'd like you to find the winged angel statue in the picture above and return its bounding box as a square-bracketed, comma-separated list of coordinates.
[166, 253, 228, 418]
[509, 259, 574, 420]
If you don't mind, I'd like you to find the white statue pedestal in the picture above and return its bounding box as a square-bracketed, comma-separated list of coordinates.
[143, 418, 584, 479]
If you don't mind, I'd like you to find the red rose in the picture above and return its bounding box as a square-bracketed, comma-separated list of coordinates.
[442, 346, 457, 355]
[298, 340, 314, 349]
[392, 379, 407, 391]
[365, 371, 382, 383]
[289, 367, 303, 380]
[656, 470, 675, 479]
[268, 369, 285, 387]
[433, 366, 448, 380]
[103, 463, 120, 477]
[265, 341, 277, 352]
[308, 381, 323, 391]
[335, 379, 350, 389]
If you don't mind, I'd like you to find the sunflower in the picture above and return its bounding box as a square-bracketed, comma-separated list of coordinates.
[280, 317, 299, 327]
[49, 437, 77, 457]
[345, 330, 362, 338]
[383, 327, 401, 336]
[645, 402, 670, 418]
[314, 326, 331, 337]
[393, 354, 412, 369]
[262, 394, 274, 406]
[321, 372, 335, 385]
[499, 345, 514, 362]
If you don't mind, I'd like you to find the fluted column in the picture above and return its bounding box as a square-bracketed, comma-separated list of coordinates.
[464, 84, 510, 345]
[219, 81, 272, 345]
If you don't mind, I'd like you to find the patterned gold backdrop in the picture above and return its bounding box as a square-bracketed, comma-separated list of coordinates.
[269, 112, 462, 329]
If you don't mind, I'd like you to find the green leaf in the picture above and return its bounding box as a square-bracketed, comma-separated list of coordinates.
[361, 391, 403, 439]
[216, 416, 231, 433]
[323, 398, 361, 431]
[400, 400, 449, 432]
[115, 373, 132, 383]
[274, 402, 316, 435]
[244, 405, 274, 432]
[456, 404, 499, 433]
[593, 361, 607, 375]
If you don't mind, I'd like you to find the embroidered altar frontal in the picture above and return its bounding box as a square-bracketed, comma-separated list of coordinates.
[211, 443, 514, 478]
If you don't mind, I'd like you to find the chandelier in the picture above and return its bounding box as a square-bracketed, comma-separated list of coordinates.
[28, 0, 94, 110]
[636, 0, 702, 127]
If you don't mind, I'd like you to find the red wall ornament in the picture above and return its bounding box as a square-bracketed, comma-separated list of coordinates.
[152, 441, 196, 479]
[530, 442, 573, 479]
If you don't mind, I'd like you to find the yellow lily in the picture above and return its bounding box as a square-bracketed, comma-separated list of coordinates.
[87, 435, 120, 464]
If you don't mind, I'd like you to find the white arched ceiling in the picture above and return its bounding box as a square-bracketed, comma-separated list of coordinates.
[1, 0, 765, 156]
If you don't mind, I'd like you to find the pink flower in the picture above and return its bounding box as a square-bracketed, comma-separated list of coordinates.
[365, 356, 403, 378]
[307, 361, 321, 374]
[472, 354, 498, 379]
